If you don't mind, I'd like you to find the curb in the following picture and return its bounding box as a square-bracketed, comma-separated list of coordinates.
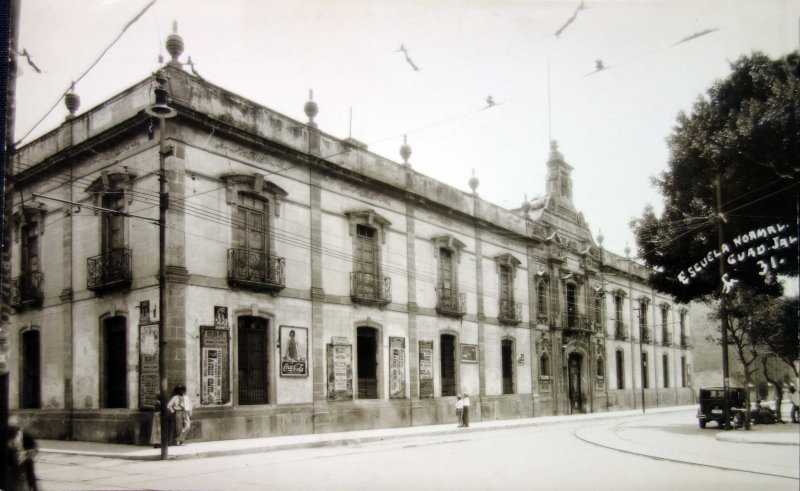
[39, 405, 696, 461]
[715, 432, 799, 446]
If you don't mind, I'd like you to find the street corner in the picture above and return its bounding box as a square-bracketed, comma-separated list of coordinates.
[715, 424, 800, 446]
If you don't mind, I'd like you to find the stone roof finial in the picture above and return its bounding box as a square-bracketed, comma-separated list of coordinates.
[469, 168, 479, 195]
[400, 134, 412, 166]
[521, 193, 531, 217]
[166, 21, 184, 68]
[548, 139, 564, 161]
[304, 89, 319, 126]
[597, 229, 604, 248]
[624, 242, 631, 258]
[64, 81, 80, 120]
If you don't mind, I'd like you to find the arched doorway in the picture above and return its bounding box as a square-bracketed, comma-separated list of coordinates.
[568, 352, 584, 413]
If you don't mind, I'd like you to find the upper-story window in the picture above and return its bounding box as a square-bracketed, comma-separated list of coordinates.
[566, 282, 578, 328]
[639, 298, 650, 342]
[495, 254, 521, 325]
[433, 235, 466, 316]
[86, 171, 135, 292]
[536, 280, 548, 322]
[594, 293, 603, 326]
[679, 310, 688, 348]
[223, 173, 287, 293]
[660, 304, 670, 346]
[347, 209, 391, 306]
[613, 291, 626, 339]
[12, 206, 45, 308]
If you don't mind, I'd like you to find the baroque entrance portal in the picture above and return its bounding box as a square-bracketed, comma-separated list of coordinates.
[568, 352, 584, 412]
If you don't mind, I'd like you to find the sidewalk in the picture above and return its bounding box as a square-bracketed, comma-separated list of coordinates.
[38, 405, 694, 461]
[39, 406, 796, 461]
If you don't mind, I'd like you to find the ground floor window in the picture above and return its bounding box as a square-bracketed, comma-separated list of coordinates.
[357, 327, 378, 399]
[21, 329, 40, 409]
[681, 356, 687, 388]
[501, 339, 514, 394]
[102, 317, 127, 408]
[440, 334, 456, 396]
[615, 349, 624, 389]
[642, 352, 649, 389]
[662, 354, 669, 388]
[238, 316, 269, 405]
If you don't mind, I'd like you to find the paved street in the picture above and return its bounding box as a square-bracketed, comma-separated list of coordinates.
[34, 409, 799, 491]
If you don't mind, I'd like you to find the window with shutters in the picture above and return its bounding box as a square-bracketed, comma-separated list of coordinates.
[433, 236, 466, 316]
[12, 209, 44, 309]
[495, 254, 521, 325]
[347, 210, 391, 306]
[87, 172, 134, 292]
[223, 174, 287, 293]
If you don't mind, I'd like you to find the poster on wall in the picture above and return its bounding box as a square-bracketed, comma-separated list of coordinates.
[200, 327, 230, 405]
[139, 323, 159, 409]
[419, 340, 434, 399]
[389, 337, 406, 399]
[280, 326, 308, 377]
[461, 344, 478, 363]
[327, 343, 353, 401]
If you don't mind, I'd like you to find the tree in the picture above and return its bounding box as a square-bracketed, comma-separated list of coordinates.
[633, 51, 799, 303]
[748, 296, 800, 378]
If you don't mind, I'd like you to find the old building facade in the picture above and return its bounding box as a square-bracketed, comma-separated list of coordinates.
[8, 46, 694, 443]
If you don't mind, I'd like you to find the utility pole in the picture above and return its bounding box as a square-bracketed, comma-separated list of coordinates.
[146, 71, 176, 459]
[715, 176, 732, 430]
[1, 0, 21, 487]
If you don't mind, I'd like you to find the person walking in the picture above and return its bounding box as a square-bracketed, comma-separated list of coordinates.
[167, 385, 193, 446]
[5, 414, 38, 491]
[455, 394, 464, 427]
[462, 392, 471, 428]
[789, 386, 799, 423]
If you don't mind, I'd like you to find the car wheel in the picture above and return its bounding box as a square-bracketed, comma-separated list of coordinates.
[698, 419, 706, 429]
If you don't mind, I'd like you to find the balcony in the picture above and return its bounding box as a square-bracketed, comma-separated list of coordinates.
[87, 249, 132, 292]
[614, 320, 628, 340]
[350, 271, 391, 306]
[565, 314, 594, 334]
[662, 331, 672, 347]
[11, 272, 43, 309]
[227, 249, 285, 293]
[498, 299, 522, 325]
[640, 326, 651, 343]
[680, 335, 689, 349]
[435, 286, 466, 317]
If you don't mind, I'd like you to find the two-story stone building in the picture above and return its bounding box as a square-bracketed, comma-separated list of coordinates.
[7, 34, 694, 444]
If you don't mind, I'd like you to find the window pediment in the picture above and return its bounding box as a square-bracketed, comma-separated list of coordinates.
[222, 173, 287, 216]
[13, 205, 47, 242]
[494, 253, 521, 270]
[432, 235, 466, 262]
[86, 170, 136, 214]
[345, 209, 391, 244]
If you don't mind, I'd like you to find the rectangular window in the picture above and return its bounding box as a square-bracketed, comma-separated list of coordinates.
[439, 248, 453, 293]
[642, 351, 649, 389]
[102, 317, 128, 408]
[615, 350, 624, 389]
[594, 295, 603, 325]
[102, 192, 125, 252]
[357, 327, 378, 399]
[21, 330, 40, 409]
[662, 354, 669, 388]
[681, 356, 687, 387]
[356, 225, 377, 275]
[501, 339, 514, 394]
[238, 316, 269, 404]
[537, 282, 547, 317]
[440, 334, 456, 397]
[499, 265, 512, 302]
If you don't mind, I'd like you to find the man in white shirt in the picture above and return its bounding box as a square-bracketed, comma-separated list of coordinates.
[462, 393, 471, 427]
[167, 385, 193, 445]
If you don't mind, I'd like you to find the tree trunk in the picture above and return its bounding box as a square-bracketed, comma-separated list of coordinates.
[762, 356, 784, 422]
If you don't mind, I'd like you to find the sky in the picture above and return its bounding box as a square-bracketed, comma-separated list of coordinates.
[15, 0, 800, 259]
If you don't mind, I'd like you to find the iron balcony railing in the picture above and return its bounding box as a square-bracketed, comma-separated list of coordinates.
[662, 331, 672, 347]
[640, 326, 652, 343]
[435, 286, 466, 317]
[350, 271, 391, 306]
[227, 249, 286, 292]
[680, 334, 689, 349]
[87, 249, 132, 292]
[614, 320, 628, 340]
[11, 272, 43, 309]
[498, 299, 522, 325]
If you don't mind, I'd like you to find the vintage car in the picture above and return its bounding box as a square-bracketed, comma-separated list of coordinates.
[697, 386, 747, 428]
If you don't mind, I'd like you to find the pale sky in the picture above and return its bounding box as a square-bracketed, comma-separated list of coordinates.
[16, 0, 800, 258]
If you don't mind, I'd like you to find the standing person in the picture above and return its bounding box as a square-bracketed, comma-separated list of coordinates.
[149, 394, 161, 448]
[789, 386, 799, 423]
[462, 392, 471, 428]
[286, 329, 298, 361]
[5, 415, 38, 491]
[455, 394, 464, 427]
[167, 385, 193, 446]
